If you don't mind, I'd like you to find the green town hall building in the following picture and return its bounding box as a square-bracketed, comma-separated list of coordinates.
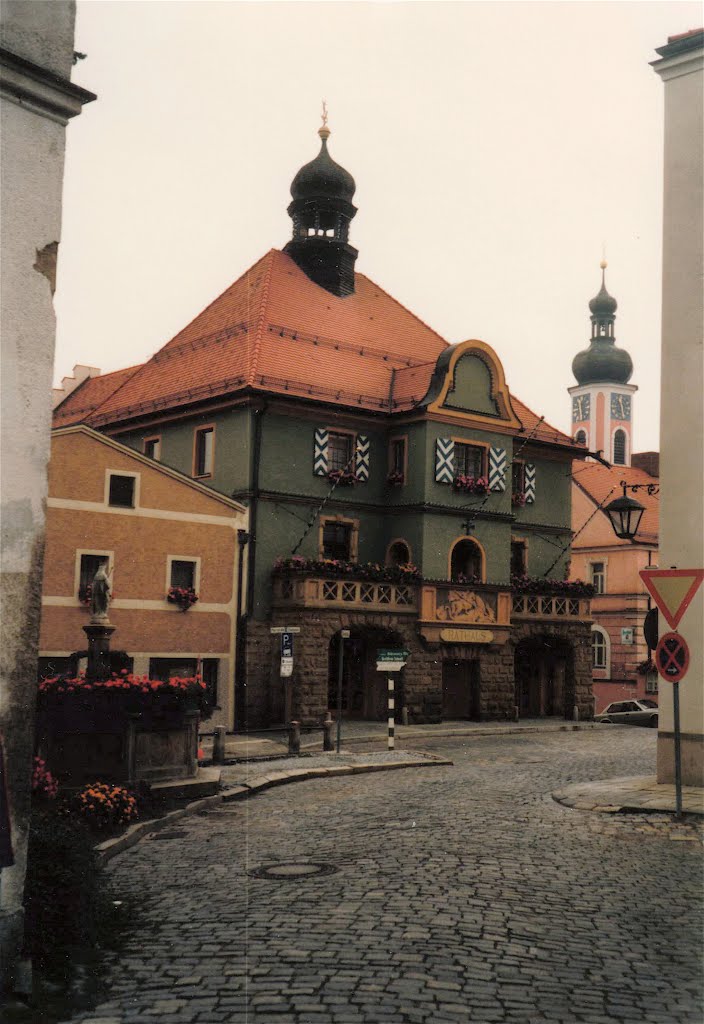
[54, 123, 594, 728]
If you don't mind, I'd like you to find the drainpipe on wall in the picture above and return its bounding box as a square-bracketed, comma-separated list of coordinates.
[236, 401, 266, 730]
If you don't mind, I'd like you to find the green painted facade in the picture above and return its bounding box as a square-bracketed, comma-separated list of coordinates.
[115, 348, 575, 622]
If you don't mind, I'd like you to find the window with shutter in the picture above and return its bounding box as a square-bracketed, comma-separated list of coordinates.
[435, 438, 455, 483]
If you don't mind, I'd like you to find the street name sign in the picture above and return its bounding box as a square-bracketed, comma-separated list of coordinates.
[376, 648, 409, 673]
[639, 568, 704, 630]
[270, 626, 301, 634]
[656, 632, 690, 683]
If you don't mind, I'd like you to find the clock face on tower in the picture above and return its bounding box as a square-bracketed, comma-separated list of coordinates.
[610, 393, 631, 420]
[572, 394, 590, 422]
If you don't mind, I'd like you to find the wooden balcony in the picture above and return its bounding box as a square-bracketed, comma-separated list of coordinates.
[511, 592, 592, 621]
[272, 573, 418, 615]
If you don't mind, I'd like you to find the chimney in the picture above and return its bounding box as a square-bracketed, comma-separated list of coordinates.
[631, 451, 659, 478]
[52, 364, 101, 408]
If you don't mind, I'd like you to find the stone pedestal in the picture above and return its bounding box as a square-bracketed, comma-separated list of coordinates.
[82, 619, 117, 682]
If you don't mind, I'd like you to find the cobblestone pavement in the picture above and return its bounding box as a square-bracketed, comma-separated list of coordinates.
[61, 729, 703, 1024]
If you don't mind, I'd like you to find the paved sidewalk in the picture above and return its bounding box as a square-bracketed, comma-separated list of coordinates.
[200, 717, 596, 761]
[553, 773, 704, 816]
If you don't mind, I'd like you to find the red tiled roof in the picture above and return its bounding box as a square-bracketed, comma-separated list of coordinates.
[573, 461, 660, 542]
[75, 248, 575, 449]
[53, 364, 142, 427]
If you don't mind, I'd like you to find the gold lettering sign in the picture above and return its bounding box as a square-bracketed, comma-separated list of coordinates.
[440, 628, 494, 644]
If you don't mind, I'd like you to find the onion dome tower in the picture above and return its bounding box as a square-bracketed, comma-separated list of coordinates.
[568, 262, 637, 466]
[284, 109, 358, 297]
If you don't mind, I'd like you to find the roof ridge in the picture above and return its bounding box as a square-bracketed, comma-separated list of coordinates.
[249, 250, 277, 386]
[356, 271, 449, 353]
[510, 392, 573, 445]
[82, 363, 144, 424]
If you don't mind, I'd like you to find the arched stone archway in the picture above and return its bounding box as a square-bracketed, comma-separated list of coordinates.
[328, 624, 406, 720]
[514, 636, 575, 718]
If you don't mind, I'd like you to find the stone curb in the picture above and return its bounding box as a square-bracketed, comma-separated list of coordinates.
[96, 756, 452, 863]
[552, 788, 704, 817]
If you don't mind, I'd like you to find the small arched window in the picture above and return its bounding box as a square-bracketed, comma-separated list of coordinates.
[613, 429, 627, 466]
[450, 539, 483, 582]
[591, 626, 610, 672]
[387, 541, 411, 567]
[575, 430, 587, 446]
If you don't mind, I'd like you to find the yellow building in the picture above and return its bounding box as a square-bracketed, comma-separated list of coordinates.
[40, 426, 248, 730]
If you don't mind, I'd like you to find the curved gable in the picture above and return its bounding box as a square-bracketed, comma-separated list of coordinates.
[424, 340, 521, 429]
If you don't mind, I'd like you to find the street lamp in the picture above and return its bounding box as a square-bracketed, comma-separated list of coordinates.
[604, 480, 657, 540]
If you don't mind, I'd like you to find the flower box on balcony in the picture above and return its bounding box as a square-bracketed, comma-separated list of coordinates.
[453, 475, 489, 495]
[328, 470, 358, 487]
[510, 574, 595, 598]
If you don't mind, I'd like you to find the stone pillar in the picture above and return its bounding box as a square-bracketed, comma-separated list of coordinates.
[652, 32, 704, 785]
[0, 3, 95, 993]
[82, 620, 117, 683]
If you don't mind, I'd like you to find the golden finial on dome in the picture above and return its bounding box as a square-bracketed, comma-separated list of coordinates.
[600, 242, 607, 271]
[600, 258, 608, 270]
[319, 100, 330, 141]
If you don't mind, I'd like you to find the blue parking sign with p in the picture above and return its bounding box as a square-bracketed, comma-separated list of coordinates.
[281, 632, 294, 659]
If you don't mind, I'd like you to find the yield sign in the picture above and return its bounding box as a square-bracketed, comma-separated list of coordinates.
[639, 568, 704, 630]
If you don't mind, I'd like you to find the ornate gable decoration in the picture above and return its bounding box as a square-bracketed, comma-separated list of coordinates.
[424, 340, 521, 430]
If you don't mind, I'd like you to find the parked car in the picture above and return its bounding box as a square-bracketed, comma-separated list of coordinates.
[595, 699, 659, 727]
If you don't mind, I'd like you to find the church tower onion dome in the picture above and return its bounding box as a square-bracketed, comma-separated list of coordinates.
[290, 128, 356, 203]
[284, 115, 359, 298]
[572, 262, 633, 385]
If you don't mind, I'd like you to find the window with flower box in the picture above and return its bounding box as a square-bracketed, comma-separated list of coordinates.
[170, 559, 196, 590]
[455, 443, 485, 478]
[329, 431, 354, 473]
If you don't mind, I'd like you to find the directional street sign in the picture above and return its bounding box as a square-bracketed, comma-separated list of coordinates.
[377, 649, 410, 661]
[270, 626, 301, 634]
[656, 632, 690, 683]
[639, 569, 704, 630]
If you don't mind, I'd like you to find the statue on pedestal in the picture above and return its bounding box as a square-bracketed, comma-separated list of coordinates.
[90, 562, 111, 620]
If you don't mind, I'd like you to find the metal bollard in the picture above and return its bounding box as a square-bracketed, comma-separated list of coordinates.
[288, 720, 301, 755]
[401, 706, 409, 727]
[573, 705, 580, 723]
[323, 712, 334, 751]
[212, 726, 226, 765]
[513, 705, 519, 723]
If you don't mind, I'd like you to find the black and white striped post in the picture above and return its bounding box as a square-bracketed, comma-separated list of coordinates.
[376, 647, 409, 750]
[388, 675, 395, 750]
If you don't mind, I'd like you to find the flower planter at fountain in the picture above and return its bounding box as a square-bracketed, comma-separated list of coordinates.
[36, 674, 210, 786]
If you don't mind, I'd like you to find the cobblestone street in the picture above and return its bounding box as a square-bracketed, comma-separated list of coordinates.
[62, 729, 703, 1024]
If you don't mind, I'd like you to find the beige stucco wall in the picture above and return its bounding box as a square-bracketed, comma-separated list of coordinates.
[652, 38, 704, 785]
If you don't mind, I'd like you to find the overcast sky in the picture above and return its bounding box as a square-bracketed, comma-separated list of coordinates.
[55, 0, 700, 452]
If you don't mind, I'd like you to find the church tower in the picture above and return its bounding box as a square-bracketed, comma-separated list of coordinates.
[568, 262, 637, 466]
[283, 113, 358, 297]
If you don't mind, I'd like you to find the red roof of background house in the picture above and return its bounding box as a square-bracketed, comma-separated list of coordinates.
[57, 248, 575, 448]
[573, 461, 660, 543]
[53, 364, 143, 427]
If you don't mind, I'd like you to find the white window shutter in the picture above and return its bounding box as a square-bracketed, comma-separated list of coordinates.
[489, 447, 507, 491]
[525, 464, 536, 503]
[435, 438, 455, 483]
[314, 428, 329, 476]
[356, 435, 370, 481]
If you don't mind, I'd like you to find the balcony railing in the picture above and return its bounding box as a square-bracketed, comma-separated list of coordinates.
[511, 593, 591, 620]
[272, 574, 418, 614]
